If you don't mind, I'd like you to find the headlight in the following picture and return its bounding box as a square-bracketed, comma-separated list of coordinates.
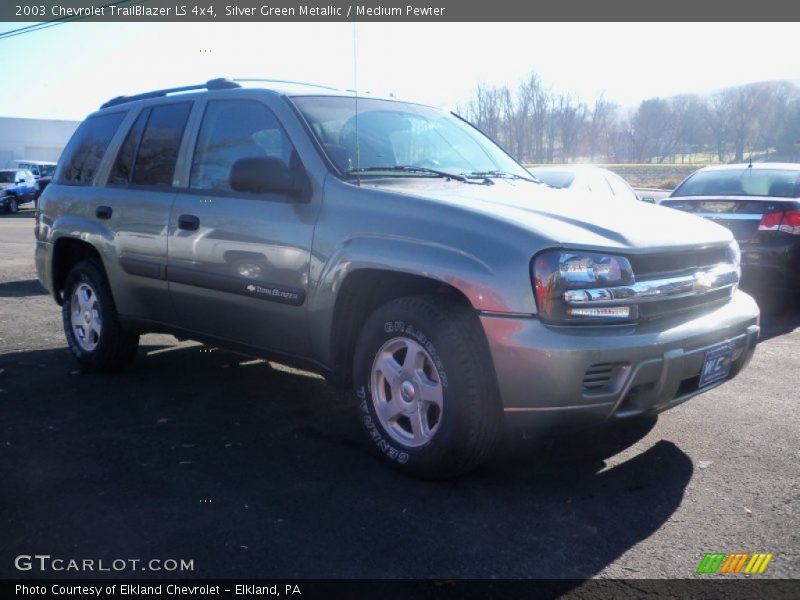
[532, 250, 635, 324]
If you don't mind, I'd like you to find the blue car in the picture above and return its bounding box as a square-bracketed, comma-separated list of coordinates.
[0, 168, 37, 213]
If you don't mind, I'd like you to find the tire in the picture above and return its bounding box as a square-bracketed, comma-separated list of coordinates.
[62, 258, 139, 372]
[7, 197, 18, 214]
[352, 294, 504, 479]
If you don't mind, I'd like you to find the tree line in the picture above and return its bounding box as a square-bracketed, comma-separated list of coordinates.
[459, 74, 800, 164]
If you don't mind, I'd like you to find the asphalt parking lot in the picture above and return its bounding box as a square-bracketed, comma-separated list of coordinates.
[1, 207, 799, 580]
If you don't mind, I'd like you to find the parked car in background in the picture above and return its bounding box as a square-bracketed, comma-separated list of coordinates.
[661, 163, 800, 295]
[12, 160, 57, 200]
[0, 168, 37, 213]
[636, 188, 672, 204]
[528, 165, 641, 203]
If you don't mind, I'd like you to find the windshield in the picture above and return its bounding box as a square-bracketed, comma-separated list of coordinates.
[528, 169, 576, 188]
[0, 171, 15, 183]
[672, 168, 800, 198]
[38, 164, 56, 177]
[291, 96, 531, 179]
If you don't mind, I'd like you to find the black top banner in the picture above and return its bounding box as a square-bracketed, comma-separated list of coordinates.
[1, 0, 796, 22]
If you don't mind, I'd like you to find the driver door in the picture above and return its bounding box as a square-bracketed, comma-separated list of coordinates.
[167, 98, 317, 357]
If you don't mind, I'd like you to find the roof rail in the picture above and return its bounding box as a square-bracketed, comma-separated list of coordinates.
[233, 78, 340, 91]
[100, 78, 240, 109]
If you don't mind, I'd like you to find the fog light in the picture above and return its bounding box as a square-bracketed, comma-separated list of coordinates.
[566, 306, 631, 319]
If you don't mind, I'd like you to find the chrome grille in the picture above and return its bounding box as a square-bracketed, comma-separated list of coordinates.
[563, 245, 738, 323]
[629, 247, 728, 279]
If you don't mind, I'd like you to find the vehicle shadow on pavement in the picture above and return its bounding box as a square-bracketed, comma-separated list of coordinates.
[1, 342, 692, 580]
[0, 278, 47, 297]
[748, 292, 800, 342]
[0, 207, 35, 218]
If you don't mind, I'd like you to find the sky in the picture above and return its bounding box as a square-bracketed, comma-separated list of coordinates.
[2, 21, 800, 121]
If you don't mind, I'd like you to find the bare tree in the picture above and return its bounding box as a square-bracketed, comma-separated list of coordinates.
[461, 72, 800, 165]
[587, 93, 616, 162]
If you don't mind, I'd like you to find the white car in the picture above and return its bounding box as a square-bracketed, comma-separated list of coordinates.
[11, 160, 57, 180]
[529, 165, 642, 203]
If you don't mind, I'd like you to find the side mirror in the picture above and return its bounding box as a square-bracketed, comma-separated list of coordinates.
[16, 179, 25, 184]
[640, 196, 656, 204]
[229, 157, 308, 200]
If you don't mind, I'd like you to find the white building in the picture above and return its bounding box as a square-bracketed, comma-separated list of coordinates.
[0, 116, 80, 167]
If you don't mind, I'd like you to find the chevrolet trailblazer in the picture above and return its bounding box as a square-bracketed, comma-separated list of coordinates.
[35, 78, 759, 478]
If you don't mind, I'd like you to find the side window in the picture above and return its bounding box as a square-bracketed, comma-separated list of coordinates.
[58, 112, 126, 185]
[131, 103, 192, 187]
[190, 100, 294, 193]
[109, 109, 149, 186]
[606, 173, 638, 202]
[587, 172, 613, 196]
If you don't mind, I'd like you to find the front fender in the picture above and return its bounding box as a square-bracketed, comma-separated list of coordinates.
[317, 233, 497, 307]
[307, 233, 519, 367]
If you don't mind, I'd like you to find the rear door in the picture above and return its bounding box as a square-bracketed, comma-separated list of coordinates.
[166, 97, 318, 356]
[94, 100, 194, 322]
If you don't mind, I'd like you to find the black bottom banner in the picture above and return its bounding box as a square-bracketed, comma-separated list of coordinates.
[3, 579, 800, 600]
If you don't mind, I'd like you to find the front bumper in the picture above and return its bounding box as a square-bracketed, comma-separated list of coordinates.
[480, 290, 760, 430]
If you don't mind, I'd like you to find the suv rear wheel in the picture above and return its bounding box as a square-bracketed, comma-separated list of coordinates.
[62, 258, 139, 372]
[352, 294, 503, 479]
[5, 197, 18, 214]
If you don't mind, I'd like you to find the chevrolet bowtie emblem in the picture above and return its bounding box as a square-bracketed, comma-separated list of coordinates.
[694, 271, 717, 292]
[246, 284, 256, 292]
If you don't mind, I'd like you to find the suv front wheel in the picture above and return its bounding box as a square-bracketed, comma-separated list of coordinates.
[62, 258, 140, 372]
[352, 294, 503, 479]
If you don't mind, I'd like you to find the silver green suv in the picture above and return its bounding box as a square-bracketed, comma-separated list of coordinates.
[35, 78, 760, 478]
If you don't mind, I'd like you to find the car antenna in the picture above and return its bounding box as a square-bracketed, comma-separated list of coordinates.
[352, 19, 361, 187]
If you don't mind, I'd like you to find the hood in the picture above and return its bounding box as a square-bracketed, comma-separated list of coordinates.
[363, 178, 734, 252]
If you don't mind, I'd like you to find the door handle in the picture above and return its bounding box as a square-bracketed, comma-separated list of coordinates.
[177, 214, 200, 231]
[95, 206, 112, 219]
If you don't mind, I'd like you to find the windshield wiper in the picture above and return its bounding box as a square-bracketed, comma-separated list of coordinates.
[346, 165, 470, 183]
[464, 170, 540, 183]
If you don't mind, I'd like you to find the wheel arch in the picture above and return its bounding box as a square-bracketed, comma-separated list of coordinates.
[327, 268, 476, 388]
[51, 237, 104, 305]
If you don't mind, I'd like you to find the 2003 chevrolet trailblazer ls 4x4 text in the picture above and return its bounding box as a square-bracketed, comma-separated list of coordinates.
[35, 78, 760, 478]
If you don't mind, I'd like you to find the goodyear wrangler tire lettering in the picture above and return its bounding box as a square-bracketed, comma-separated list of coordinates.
[352, 294, 503, 479]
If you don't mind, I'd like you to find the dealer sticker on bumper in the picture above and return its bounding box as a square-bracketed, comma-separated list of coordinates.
[699, 342, 734, 388]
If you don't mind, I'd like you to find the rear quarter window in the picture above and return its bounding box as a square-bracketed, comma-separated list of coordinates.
[57, 112, 126, 185]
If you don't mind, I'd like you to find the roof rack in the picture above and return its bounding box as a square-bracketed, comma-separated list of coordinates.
[100, 78, 240, 109]
[233, 78, 340, 91]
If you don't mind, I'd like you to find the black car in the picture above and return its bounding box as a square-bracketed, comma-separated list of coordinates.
[661, 163, 800, 294]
